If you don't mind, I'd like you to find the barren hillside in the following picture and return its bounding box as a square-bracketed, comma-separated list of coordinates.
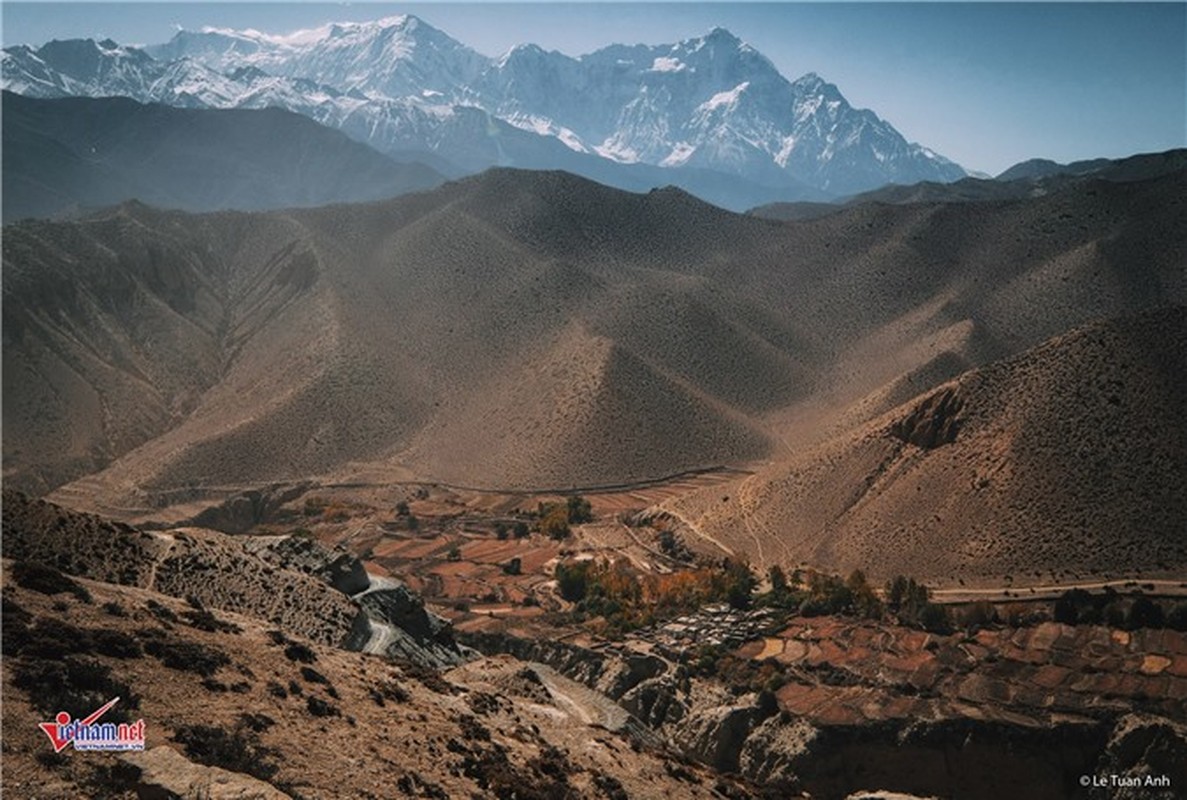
[3, 166, 1184, 524]
[665, 306, 1187, 585]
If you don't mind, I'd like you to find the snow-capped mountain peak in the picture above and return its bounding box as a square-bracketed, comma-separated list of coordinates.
[2, 17, 967, 201]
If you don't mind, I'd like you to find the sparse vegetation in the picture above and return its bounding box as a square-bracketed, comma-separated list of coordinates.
[174, 722, 282, 782]
[537, 504, 571, 540]
[553, 557, 757, 634]
[144, 639, 230, 677]
[182, 607, 242, 634]
[284, 641, 318, 663]
[12, 561, 92, 603]
[306, 696, 341, 717]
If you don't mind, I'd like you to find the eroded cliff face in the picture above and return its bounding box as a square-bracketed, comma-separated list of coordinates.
[2, 491, 465, 667]
[461, 623, 1186, 800]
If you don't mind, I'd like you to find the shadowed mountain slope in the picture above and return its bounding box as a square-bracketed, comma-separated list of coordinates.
[666, 306, 1187, 584]
[750, 149, 1187, 220]
[3, 166, 1184, 518]
[1, 92, 445, 221]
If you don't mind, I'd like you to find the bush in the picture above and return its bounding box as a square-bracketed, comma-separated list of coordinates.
[846, 570, 883, 619]
[513, 521, 530, 539]
[11, 562, 91, 603]
[959, 600, 998, 630]
[306, 696, 340, 717]
[1167, 603, 1187, 632]
[101, 602, 127, 617]
[1128, 597, 1165, 630]
[173, 723, 281, 782]
[182, 608, 242, 634]
[566, 495, 593, 524]
[539, 505, 570, 540]
[918, 602, 952, 634]
[144, 640, 230, 677]
[14, 656, 140, 721]
[1054, 589, 1093, 625]
[555, 562, 591, 603]
[283, 642, 317, 663]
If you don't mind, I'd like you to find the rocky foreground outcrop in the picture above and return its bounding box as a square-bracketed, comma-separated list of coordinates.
[2, 564, 758, 799]
[1, 491, 463, 667]
[120, 746, 290, 800]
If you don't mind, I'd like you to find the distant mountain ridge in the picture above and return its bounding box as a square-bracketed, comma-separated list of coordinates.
[1, 15, 967, 206]
[2, 91, 445, 221]
[749, 148, 1187, 220]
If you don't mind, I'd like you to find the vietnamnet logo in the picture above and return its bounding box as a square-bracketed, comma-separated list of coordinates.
[38, 697, 146, 753]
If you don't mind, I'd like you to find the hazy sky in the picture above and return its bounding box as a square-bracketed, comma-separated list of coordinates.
[4, 2, 1184, 175]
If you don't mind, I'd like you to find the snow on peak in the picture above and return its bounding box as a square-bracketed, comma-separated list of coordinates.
[198, 15, 416, 48]
[700, 81, 750, 112]
[650, 56, 686, 73]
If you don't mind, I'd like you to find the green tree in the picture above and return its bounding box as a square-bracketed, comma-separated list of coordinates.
[768, 565, 789, 598]
[1128, 597, 1165, 630]
[566, 495, 593, 524]
[540, 505, 571, 540]
[722, 559, 757, 610]
[846, 569, 883, 619]
[555, 561, 591, 602]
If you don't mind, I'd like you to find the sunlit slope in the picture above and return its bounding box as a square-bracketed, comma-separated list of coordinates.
[667, 306, 1187, 585]
[2, 166, 1182, 509]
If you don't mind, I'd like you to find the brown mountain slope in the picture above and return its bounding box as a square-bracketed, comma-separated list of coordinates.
[3, 166, 1184, 514]
[665, 306, 1187, 586]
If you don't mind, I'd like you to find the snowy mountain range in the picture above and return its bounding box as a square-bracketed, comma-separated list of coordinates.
[2, 15, 967, 205]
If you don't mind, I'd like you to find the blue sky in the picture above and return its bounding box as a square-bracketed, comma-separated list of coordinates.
[3, 3, 1184, 175]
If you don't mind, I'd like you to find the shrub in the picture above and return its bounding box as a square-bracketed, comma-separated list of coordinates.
[182, 608, 242, 634]
[555, 561, 592, 602]
[918, 602, 953, 634]
[1054, 589, 1093, 625]
[566, 495, 593, 524]
[1166, 603, 1187, 632]
[11, 562, 91, 603]
[299, 666, 331, 687]
[959, 600, 998, 630]
[1128, 597, 1165, 630]
[539, 505, 570, 540]
[283, 642, 317, 663]
[306, 696, 340, 717]
[173, 724, 281, 781]
[846, 569, 883, 619]
[145, 599, 179, 624]
[144, 640, 230, 677]
[101, 602, 127, 617]
[14, 656, 139, 721]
